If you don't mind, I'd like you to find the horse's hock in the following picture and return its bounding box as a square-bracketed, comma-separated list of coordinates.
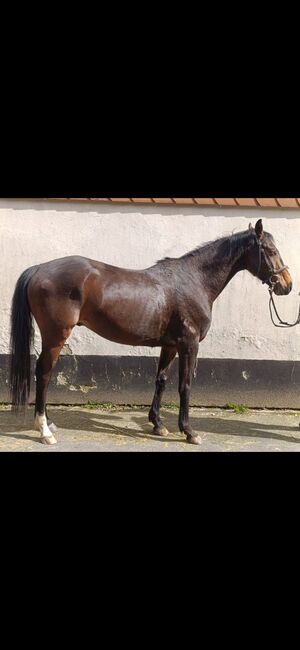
[1, 198, 300, 410]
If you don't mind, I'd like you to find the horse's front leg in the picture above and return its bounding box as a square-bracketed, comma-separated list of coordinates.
[177, 339, 201, 445]
[148, 345, 177, 435]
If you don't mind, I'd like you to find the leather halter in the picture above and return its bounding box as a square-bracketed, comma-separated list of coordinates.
[255, 236, 288, 288]
[254, 235, 300, 327]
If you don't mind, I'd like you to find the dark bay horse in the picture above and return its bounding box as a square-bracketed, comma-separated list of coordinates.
[9, 219, 292, 445]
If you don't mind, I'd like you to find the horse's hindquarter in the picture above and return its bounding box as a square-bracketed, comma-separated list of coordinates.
[28, 256, 93, 332]
[80, 265, 171, 346]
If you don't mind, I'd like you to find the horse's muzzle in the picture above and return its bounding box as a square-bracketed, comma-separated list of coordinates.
[273, 280, 292, 296]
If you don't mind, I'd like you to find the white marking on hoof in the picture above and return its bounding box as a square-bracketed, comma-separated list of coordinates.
[35, 413, 57, 443]
[40, 435, 57, 445]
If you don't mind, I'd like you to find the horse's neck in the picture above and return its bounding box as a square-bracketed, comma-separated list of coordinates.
[198, 238, 246, 303]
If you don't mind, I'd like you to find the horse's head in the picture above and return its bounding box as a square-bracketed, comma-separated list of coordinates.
[246, 219, 292, 296]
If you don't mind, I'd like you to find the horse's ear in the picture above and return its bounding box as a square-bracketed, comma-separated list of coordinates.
[255, 219, 263, 240]
[248, 222, 253, 230]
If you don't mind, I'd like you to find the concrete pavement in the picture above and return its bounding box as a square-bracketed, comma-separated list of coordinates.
[1, 405, 300, 452]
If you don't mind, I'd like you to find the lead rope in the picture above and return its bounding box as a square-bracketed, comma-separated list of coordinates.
[268, 287, 300, 328]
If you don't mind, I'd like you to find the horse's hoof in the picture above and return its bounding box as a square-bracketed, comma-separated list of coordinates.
[40, 435, 57, 445]
[153, 426, 169, 436]
[186, 434, 202, 445]
[48, 422, 58, 434]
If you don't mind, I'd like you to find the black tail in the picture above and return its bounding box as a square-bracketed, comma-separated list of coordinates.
[9, 266, 39, 410]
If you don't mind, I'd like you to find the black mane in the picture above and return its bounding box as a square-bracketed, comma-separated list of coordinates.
[157, 229, 256, 264]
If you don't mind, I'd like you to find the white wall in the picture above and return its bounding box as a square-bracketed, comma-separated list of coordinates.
[1, 198, 300, 360]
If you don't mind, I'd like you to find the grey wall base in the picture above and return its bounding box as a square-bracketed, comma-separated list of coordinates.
[1, 355, 300, 409]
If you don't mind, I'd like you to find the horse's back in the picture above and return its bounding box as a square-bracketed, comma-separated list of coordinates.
[28, 254, 156, 284]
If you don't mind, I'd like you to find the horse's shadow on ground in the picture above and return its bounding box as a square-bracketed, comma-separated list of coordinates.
[1, 408, 300, 446]
[132, 412, 300, 444]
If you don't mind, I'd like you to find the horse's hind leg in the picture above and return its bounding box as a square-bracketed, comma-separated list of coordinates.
[148, 345, 176, 436]
[34, 341, 67, 444]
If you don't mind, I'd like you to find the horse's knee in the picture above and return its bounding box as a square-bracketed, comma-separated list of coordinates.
[179, 384, 191, 399]
[156, 373, 167, 391]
